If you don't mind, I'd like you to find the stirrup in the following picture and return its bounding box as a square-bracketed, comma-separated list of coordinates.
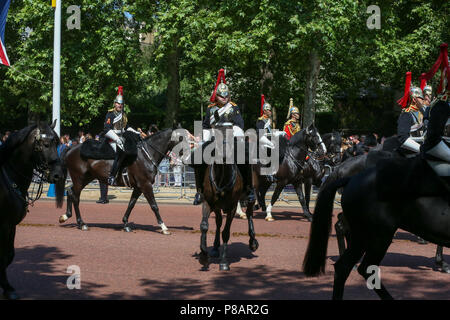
[193, 192, 204, 205]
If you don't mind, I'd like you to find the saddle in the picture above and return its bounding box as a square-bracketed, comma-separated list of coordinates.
[80, 131, 140, 161]
[375, 156, 449, 201]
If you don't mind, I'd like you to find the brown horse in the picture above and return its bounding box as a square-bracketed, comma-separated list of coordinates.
[198, 125, 258, 271]
[56, 128, 184, 234]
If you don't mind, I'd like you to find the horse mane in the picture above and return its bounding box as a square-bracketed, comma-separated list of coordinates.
[289, 129, 306, 147]
[143, 128, 171, 141]
[0, 124, 37, 166]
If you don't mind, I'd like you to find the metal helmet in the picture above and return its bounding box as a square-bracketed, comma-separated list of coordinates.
[287, 106, 300, 119]
[216, 82, 230, 98]
[423, 85, 432, 97]
[263, 102, 272, 112]
[114, 94, 124, 104]
[409, 86, 424, 100]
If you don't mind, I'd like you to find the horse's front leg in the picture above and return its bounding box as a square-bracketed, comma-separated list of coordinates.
[294, 181, 312, 222]
[199, 203, 211, 269]
[122, 188, 143, 232]
[435, 245, 450, 273]
[211, 210, 223, 258]
[219, 211, 235, 271]
[141, 182, 170, 235]
[266, 183, 285, 222]
[0, 224, 18, 300]
[59, 186, 73, 223]
[71, 186, 88, 231]
[245, 201, 259, 252]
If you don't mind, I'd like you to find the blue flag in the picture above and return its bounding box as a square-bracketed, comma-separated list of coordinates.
[0, 0, 11, 66]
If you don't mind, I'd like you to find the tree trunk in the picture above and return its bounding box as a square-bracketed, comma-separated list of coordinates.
[260, 50, 275, 127]
[165, 43, 180, 128]
[303, 50, 321, 128]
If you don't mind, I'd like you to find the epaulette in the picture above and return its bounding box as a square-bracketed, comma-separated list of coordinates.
[230, 101, 237, 106]
[208, 103, 217, 108]
[258, 116, 265, 121]
[108, 108, 114, 112]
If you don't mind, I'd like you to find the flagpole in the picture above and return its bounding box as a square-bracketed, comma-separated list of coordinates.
[52, 0, 61, 136]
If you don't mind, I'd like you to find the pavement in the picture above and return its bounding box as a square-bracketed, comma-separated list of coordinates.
[39, 181, 339, 208]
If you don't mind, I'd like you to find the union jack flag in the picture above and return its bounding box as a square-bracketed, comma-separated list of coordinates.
[0, 0, 11, 67]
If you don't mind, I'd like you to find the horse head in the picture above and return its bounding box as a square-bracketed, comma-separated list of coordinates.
[304, 123, 327, 156]
[30, 121, 64, 183]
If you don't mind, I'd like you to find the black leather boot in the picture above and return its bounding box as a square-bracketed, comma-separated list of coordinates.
[108, 151, 122, 186]
[193, 164, 206, 205]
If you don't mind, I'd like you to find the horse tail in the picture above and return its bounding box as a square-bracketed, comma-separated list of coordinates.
[303, 176, 351, 276]
[55, 147, 70, 208]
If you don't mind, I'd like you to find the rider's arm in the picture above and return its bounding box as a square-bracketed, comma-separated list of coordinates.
[396, 113, 414, 145]
[202, 107, 211, 129]
[231, 106, 244, 130]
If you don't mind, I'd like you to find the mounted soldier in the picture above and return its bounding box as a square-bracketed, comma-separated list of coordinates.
[283, 98, 301, 140]
[421, 43, 450, 177]
[190, 69, 255, 205]
[388, 72, 426, 158]
[104, 86, 140, 186]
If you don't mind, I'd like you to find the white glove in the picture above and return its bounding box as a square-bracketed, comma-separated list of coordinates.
[127, 127, 140, 135]
[401, 137, 421, 153]
[273, 130, 286, 137]
[106, 130, 124, 150]
[202, 129, 212, 142]
[260, 135, 275, 149]
[232, 125, 245, 137]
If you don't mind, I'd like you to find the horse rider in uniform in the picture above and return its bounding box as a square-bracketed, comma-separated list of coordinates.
[191, 69, 256, 205]
[104, 86, 140, 186]
[394, 72, 427, 158]
[283, 99, 301, 140]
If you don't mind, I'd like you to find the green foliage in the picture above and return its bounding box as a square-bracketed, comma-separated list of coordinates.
[0, 0, 448, 135]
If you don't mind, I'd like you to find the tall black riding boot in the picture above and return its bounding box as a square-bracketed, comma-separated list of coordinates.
[239, 164, 255, 202]
[193, 164, 206, 205]
[108, 150, 124, 186]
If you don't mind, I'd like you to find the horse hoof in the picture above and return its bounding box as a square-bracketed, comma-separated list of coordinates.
[249, 239, 259, 252]
[238, 214, 247, 220]
[3, 290, 19, 300]
[80, 225, 89, 231]
[304, 213, 313, 222]
[265, 216, 275, 222]
[199, 252, 209, 266]
[210, 249, 220, 258]
[219, 263, 230, 271]
[436, 262, 450, 274]
[254, 204, 260, 210]
[161, 229, 171, 235]
[124, 226, 132, 233]
[59, 214, 68, 223]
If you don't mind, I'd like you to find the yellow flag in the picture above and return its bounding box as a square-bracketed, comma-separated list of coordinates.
[52, 0, 56, 8]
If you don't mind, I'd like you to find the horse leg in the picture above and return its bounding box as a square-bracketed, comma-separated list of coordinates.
[335, 213, 347, 256]
[304, 179, 313, 221]
[199, 203, 211, 269]
[211, 210, 223, 258]
[141, 182, 170, 235]
[219, 211, 235, 271]
[245, 201, 259, 252]
[294, 182, 312, 222]
[332, 243, 365, 300]
[0, 224, 18, 300]
[266, 183, 284, 222]
[122, 188, 142, 232]
[356, 235, 395, 300]
[257, 179, 270, 213]
[71, 186, 88, 231]
[435, 245, 450, 274]
[59, 186, 74, 223]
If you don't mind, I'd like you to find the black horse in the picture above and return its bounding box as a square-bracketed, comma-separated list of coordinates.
[57, 128, 184, 234]
[322, 132, 342, 167]
[198, 125, 258, 271]
[0, 121, 63, 299]
[303, 154, 450, 300]
[251, 124, 327, 222]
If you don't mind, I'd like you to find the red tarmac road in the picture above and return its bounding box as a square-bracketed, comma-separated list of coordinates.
[7, 200, 450, 300]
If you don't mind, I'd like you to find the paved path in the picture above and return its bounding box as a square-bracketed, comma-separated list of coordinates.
[7, 200, 450, 300]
